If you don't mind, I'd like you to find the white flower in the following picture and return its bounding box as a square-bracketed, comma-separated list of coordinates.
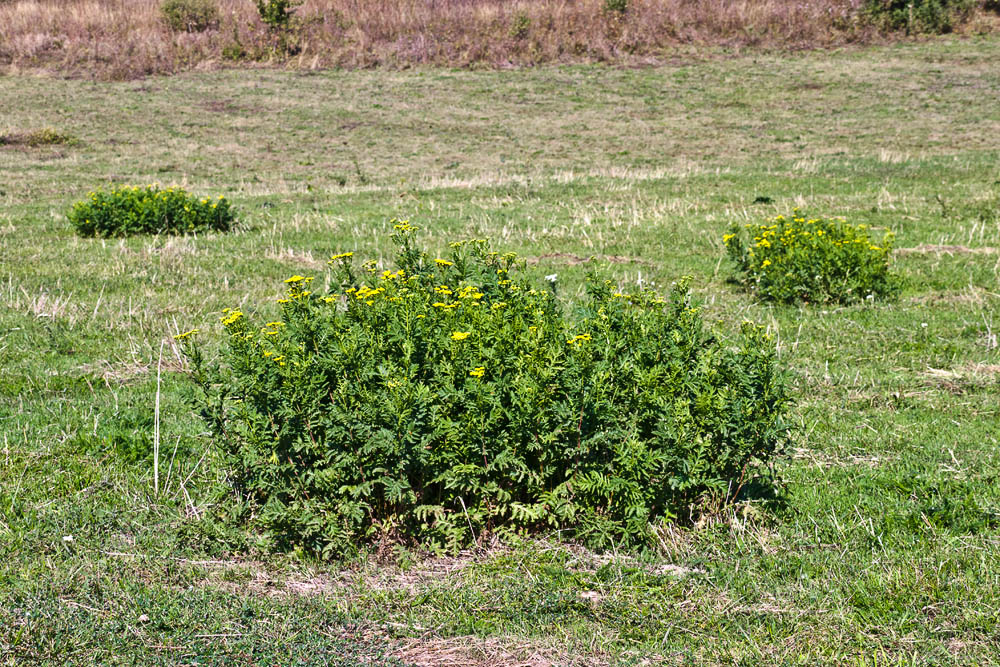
[544, 273, 558, 283]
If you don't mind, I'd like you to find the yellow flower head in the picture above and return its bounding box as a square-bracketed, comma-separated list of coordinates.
[284, 275, 312, 284]
[451, 331, 471, 341]
[469, 366, 485, 378]
[435, 259, 453, 267]
[173, 329, 199, 341]
[220, 310, 243, 325]
[329, 252, 354, 262]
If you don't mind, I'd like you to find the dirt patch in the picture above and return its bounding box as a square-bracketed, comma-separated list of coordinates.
[895, 244, 999, 255]
[525, 253, 652, 267]
[78, 357, 188, 386]
[200, 99, 259, 114]
[918, 364, 1000, 394]
[264, 247, 326, 270]
[789, 447, 890, 469]
[907, 287, 997, 307]
[0, 128, 78, 148]
[389, 635, 610, 667]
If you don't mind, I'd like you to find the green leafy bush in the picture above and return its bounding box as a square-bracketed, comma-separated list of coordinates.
[863, 0, 976, 33]
[181, 224, 789, 557]
[724, 211, 899, 304]
[68, 185, 234, 238]
[255, 0, 299, 31]
[604, 0, 629, 14]
[160, 0, 219, 32]
[508, 11, 531, 40]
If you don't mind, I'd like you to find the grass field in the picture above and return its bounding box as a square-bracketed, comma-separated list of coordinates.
[2, 35, 1000, 665]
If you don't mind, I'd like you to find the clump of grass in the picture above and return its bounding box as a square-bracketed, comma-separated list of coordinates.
[68, 185, 235, 238]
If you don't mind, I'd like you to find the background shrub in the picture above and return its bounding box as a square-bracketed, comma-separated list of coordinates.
[182, 224, 789, 557]
[255, 0, 298, 31]
[160, 0, 219, 33]
[724, 210, 899, 304]
[68, 185, 234, 237]
[604, 0, 629, 15]
[863, 0, 976, 33]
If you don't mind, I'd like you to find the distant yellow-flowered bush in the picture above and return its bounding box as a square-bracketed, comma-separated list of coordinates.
[68, 184, 234, 237]
[178, 222, 789, 557]
[724, 210, 899, 304]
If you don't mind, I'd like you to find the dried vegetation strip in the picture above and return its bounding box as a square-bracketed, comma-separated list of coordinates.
[2, 0, 997, 80]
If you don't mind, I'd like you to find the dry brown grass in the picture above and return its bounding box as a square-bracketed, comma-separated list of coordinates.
[2, 0, 993, 80]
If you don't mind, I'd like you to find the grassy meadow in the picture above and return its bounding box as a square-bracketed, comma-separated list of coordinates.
[2, 35, 1000, 664]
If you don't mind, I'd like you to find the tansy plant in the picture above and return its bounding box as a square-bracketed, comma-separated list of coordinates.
[68, 184, 234, 237]
[724, 210, 899, 304]
[178, 222, 789, 557]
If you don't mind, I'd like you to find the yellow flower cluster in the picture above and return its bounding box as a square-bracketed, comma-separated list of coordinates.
[329, 252, 354, 263]
[355, 285, 386, 301]
[457, 285, 484, 300]
[451, 331, 471, 341]
[220, 309, 243, 326]
[173, 329, 199, 340]
[566, 333, 592, 345]
[469, 366, 485, 378]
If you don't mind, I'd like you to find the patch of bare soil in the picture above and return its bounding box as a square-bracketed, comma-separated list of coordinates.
[525, 253, 652, 266]
[389, 635, 612, 667]
[895, 244, 999, 255]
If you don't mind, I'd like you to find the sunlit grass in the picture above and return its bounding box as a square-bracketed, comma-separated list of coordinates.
[1, 37, 999, 665]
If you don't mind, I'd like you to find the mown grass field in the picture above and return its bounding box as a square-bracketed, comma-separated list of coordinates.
[2, 36, 1000, 665]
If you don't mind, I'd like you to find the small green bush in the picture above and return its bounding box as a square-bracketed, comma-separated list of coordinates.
[863, 0, 976, 33]
[181, 223, 789, 557]
[255, 0, 299, 31]
[508, 11, 531, 40]
[724, 210, 899, 304]
[68, 185, 234, 238]
[160, 0, 219, 33]
[604, 0, 629, 14]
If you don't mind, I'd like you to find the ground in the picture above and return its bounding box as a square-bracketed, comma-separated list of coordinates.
[1, 36, 999, 665]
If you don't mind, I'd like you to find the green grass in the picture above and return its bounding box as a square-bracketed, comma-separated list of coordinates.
[2, 35, 1000, 665]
